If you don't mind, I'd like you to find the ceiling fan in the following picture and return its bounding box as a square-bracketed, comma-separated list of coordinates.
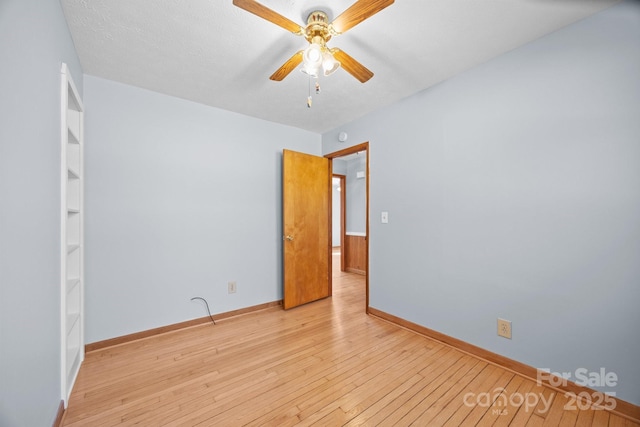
[232, 0, 395, 83]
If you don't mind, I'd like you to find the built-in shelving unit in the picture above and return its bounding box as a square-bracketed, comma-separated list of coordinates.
[61, 63, 84, 406]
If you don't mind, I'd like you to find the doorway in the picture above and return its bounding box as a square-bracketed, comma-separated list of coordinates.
[332, 174, 346, 271]
[325, 142, 369, 310]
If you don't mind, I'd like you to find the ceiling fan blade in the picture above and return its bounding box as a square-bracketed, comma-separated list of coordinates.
[330, 0, 395, 34]
[233, 0, 304, 34]
[269, 50, 304, 81]
[332, 49, 374, 83]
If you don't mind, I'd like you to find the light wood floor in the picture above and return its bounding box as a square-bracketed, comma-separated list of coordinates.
[63, 256, 638, 426]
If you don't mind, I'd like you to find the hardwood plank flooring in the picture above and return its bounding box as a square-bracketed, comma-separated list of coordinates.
[62, 255, 638, 426]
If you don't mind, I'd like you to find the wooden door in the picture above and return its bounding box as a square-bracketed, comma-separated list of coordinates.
[282, 149, 331, 309]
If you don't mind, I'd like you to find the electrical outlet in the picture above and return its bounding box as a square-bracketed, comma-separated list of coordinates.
[497, 318, 512, 339]
[228, 281, 237, 294]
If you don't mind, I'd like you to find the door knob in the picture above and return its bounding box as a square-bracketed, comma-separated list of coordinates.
[285, 235, 294, 241]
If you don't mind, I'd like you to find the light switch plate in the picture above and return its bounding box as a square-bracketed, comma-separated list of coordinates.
[381, 212, 389, 223]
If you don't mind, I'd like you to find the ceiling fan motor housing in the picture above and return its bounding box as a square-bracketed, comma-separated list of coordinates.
[305, 11, 332, 45]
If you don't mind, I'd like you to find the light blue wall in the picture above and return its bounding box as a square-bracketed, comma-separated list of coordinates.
[84, 76, 321, 343]
[346, 156, 367, 234]
[0, 0, 83, 425]
[331, 156, 367, 243]
[332, 182, 341, 246]
[323, 1, 640, 405]
[332, 158, 347, 175]
[332, 159, 347, 246]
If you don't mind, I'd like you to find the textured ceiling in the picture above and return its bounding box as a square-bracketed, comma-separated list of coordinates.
[61, 0, 620, 133]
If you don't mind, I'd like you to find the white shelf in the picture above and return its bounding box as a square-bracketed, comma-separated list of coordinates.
[68, 167, 80, 180]
[67, 141, 80, 174]
[66, 347, 80, 382]
[66, 312, 80, 335]
[68, 126, 80, 145]
[67, 176, 80, 212]
[67, 277, 80, 294]
[61, 63, 84, 406]
[66, 81, 82, 112]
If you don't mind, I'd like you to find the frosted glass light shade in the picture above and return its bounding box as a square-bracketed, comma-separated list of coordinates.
[303, 43, 322, 67]
[322, 52, 340, 76]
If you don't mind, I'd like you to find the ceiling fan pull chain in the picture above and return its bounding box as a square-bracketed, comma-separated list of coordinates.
[307, 74, 313, 108]
[315, 79, 321, 94]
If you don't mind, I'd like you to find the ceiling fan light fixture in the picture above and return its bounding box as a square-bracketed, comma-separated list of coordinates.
[303, 43, 323, 68]
[322, 51, 340, 76]
[300, 63, 319, 77]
